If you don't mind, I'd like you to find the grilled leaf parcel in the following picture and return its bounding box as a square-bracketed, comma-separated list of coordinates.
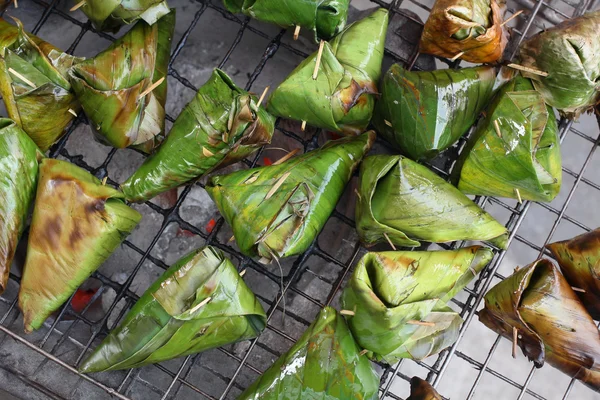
[547, 228, 600, 320]
[121, 69, 275, 203]
[407, 377, 443, 400]
[372, 65, 497, 160]
[18, 159, 141, 333]
[0, 119, 43, 295]
[222, 0, 350, 42]
[206, 131, 375, 263]
[480, 259, 600, 392]
[355, 155, 508, 249]
[266, 8, 388, 135]
[0, 17, 82, 152]
[518, 11, 600, 117]
[80, 246, 266, 373]
[454, 75, 562, 202]
[342, 246, 492, 364]
[69, 11, 175, 153]
[238, 307, 379, 400]
[419, 0, 507, 63]
[74, 0, 171, 32]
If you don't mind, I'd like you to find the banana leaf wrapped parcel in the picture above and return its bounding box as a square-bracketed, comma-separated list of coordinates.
[356, 155, 508, 249]
[19, 159, 141, 333]
[0, 119, 43, 294]
[122, 69, 275, 203]
[74, 0, 171, 32]
[518, 11, 600, 117]
[407, 377, 442, 400]
[419, 0, 507, 63]
[222, 0, 350, 42]
[80, 246, 266, 372]
[454, 75, 562, 202]
[238, 307, 379, 400]
[372, 65, 497, 160]
[267, 8, 388, 135]
[342, 246, 493, 364]
[206, 131, 375, 262]
[547, 229, 600, 320]
[480, 259, 600, 391]
[0, 18, 83, 151]
[69, 11, 175, 153]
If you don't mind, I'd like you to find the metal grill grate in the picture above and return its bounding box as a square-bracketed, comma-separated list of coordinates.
[0, 0, 599, 399]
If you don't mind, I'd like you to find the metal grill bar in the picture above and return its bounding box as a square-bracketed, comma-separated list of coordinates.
[0, 0, 598, 399]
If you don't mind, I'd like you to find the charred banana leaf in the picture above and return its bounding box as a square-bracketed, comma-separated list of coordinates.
[480, 259, 600, 391]
[223, 0, 350, 42]
[454, 75, 562, 202]
[407, 377, 443, 400]
[79, 246, 266, 372]
[0, 119, 43, 294]
[518, 11, 600, 117]
[342, 246, 492, 364]
[356, 155, 508, 249]
[372, 65, 497, 160]
[547, 229, 600, 320]
[74, 0, 171, 32]
[19, 159, 141, 333]
[121, 69, 275, 203]
[206, 131, 375, 262]
[238, 306, 379, 400]
[0, 17, 82, 152]
[420, 0, 507, 63]
[69, 11, 174, 153]
[267, 8, 388, 135]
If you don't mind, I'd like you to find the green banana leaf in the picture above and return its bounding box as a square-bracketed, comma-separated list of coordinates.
[372, 65, 497, 160]
[75, 0, 171, 32]
[407, 377, 443, 400]
[419, 0, 507, 63]
[355, 155, 508, 249]
[266, 8, 388, 135]
[206, 131, 375, 262]
[480, 259, 600, 392]
[121, 69, 275, 203]
[223, 0, 349, 42]
[547, 229, 600, 320]
[18, 159, 141, 333]
[69, 11, 174, 153]
[341, 246, 492, 364]
[518, 11, 600, 118]
[0, 17, 83, 152]
[238, 306, 379, 400]
[79, 246, 266, 372]
[0, 118, 43, 294]
[454, 75, 562, 202]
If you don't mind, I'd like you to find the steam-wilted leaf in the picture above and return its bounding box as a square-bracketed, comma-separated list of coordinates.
[75, 0, 171, 32]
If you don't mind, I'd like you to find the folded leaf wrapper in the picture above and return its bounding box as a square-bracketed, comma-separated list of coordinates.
[342, 246, 492, 364]
[122, 69, 275, 203]
[356, 155, 508, 249]
[238, 307, 379, 400]
[419, 0, 507, 63]
[69, 11, 175, 153]
[372, 65, 497, 160]
[206, 131, 375, 262]
[75, 0, 171, 32]
[0, 118, 43, 294]
[80, 246, 266, 372]
[19, 159, 141, 332]
[480, 259, 600, 391]
[267, 8, 388, 134]
[547, 229, 600, 320]
[518, 11, 600, 117]
[0, 18, 82, 152]
[223, 0, 350, 42]
[454, 75, 562, 202]
[407, 377, 443, 400]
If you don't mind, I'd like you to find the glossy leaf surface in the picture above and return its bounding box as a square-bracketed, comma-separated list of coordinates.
[407, 377, 442, 400]
[75, 0, 171, 32]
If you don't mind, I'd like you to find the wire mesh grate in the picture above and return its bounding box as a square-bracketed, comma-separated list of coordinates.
[0, 0, 598, 399]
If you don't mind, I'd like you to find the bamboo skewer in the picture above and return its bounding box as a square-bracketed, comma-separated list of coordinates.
[9, 68, 36, 89]
[301, 121, 307, 131]
[70, 0, 86, 12]
[189, 296, 212, 314]
[449, 51, 464, 62]
[572, 287, 586, 293]
[512, 326, 518, 358]
[501, 10, 524, 27]
[68, 109, 78, 117]
[354, 188, 362, 202]
[384, 119, 393, 128]
[239, 269, 247, 277]
[514, 188, 522, 204]
[383, 232, 397, 251]
[272, 148, 300, 165]
[312, 40, 325, 80]
[202, 147, 214, 157]
[13, 0, 17, 8]
[493, 120, 502, 138]
[138, 77, 165, 100]
[101, 177, 108, 186]
[257, 86, 269, 106]
[507, 63, 549, 77]
[407, 320, 436, 327]
[359, 349, 369, 356]
[340, 310, 355, 316]
[293, 25, 301, 40]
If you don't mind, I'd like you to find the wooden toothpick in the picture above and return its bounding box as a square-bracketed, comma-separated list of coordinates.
[8, 68, 35, 89]
[407, 320, 436, 327]
[514, 188, 522, 204]
[449, 51, 464, 62]
[293, 25, 301, 40]
[70, 0, 86, 12]
[512, 326, 518, 358]
[138, 77, 165, 100]
[507, 63, 549, 77]
[101, 176, 108, 186]
[572, 287, 586, 293]
[257, 86, 269, 106]
[301, 120, 307, 131]
[501, 10, 524, 27]
[265, 172, 291, 201]
[312, 40, 325, 80]
[340, 310, 355, 316]
[13, 0, 17, 8]
[383, 232, 397, 251]
[189, 296, 212, 314]
[239, 269, 247, 277]
[68, 109, 78, 117]
[493, 120, 503, 138]
[228, 235, 235, 243]
[272, 148, 300, 165]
